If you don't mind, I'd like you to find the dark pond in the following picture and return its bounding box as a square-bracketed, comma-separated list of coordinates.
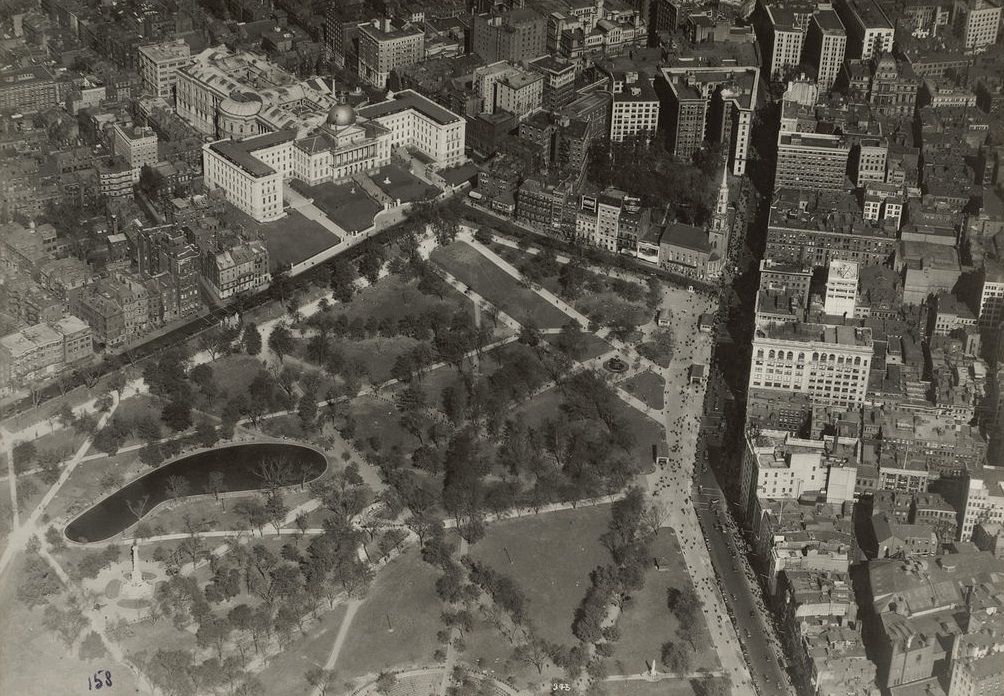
[65, 442, 327, 543]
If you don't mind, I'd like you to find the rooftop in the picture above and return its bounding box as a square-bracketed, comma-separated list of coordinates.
[759, 322, 873, 347]
[356, 89, 462, 126]
[208, 129, 295, 178]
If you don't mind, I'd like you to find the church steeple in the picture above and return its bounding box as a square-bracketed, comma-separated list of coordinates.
[709, 165, 730, 254]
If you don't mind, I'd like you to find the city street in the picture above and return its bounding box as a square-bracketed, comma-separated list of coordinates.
[694, 476, 790, 695]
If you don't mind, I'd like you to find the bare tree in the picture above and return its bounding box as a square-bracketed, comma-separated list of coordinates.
[126, 494, 150, 522]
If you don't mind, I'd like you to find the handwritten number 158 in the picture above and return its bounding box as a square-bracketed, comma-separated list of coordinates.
[88, 670, 112, 690]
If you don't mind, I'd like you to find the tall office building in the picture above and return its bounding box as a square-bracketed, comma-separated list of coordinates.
[953, 0, 1002, 50]
[609, 73, 660, 142]
[805, 10, 848, 95]
[749, 323, 874, 407]
[757, 3, 810, 80]
[834, 0, 895, 60]
[357, 19, 425, 89]
[657, 65, 759, 175]
[471, 8, 547, 63]
[138, 39, 192, 101]
[823, 260, 859, 317]
[775, 133, 851, 192]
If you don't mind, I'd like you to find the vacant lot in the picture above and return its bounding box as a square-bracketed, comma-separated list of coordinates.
[469, 504, 612, 647]
[607, 530, 719, 677]
[259, 210, 340, 270]
[337, 549, 444, 683]
[431, 242, 571, 329]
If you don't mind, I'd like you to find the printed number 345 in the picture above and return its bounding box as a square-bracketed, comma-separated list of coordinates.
[88, 670, 112, 690]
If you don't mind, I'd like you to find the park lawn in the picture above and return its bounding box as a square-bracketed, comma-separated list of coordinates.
[264, 602, 349, 696]
[542, 332, 612, 362]
[258, 210, 339, 271]
[45, 450, 143, 526]
[575, 292, 649, 329]
[518, 386, 662, 472]
[347, 394, 420, 458]
[610, 397, 665, 473]
[24, 425, 79, 462]
[16, 472, 47, 516]
[621, 370, 666, 411]
[431, 242, 572, 329]
[603, 679, 700, 696]
[209, 354, 269, 404]
[337, 548, 445, 683]
[0, 555, 143, 696]
[119, 610, 198, 664]
[607, 531, 719, 677]
[339, 335, 426, 385]
[469, 504, 613, 648]
[258, 413, 306, 440]
[114, 393, 166, 446]
[328, 274, 470, 327]
[0, 492, 11, 548]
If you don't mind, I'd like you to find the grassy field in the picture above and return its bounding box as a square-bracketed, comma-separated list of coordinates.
[348, 394, 420, 457]
[209, 354, 266, 403]
[621, 370, 665, 411]
[607, 530, 719, 677]
[328, 274, 472, 326]
[337, 548, 444, 683]
[431, 242, 571, 329]
[469, 504, 612, 648]
[265, 602, 349, 696]
[542, 332, 612, 362]
[604, 679, 700, 696]
[0, 555, 143, 696]
[292, 180, 381, 234]
[45, 450, 142, 525]
[259, 210, 340, 270]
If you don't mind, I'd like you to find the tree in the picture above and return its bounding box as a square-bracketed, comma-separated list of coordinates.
[473, 227, 493, 245]
[165, 475, 192, 501]
[330, 259, 357, 303]
[12, 441, 37, 471]
[207, 470, 227, 509]
[297, 389, 317, 430]
[43, 602, 87, 646]
[107, 371, 127, 399]
[268, 323, 294, 364]
[358, 244, 385, 284]
[138, 164, 166, 198]
[196, 419, 219, 448]
[306, 668, 336, 696]
[17, 553, 61, 606]
[514, 637, 551, 675]
[375, 672, 398, 695]
[234, 498, 269, 536]
[162, 399, 193, 432]
[79, 631, 108, 659]
[140, 442, 164, 467]
[556, 322, 588, 359]
[661, 640, 694, 673]
[196, 616, 232, 659]
[265, 493, 288, 534]
[243, 322, 262, 356]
